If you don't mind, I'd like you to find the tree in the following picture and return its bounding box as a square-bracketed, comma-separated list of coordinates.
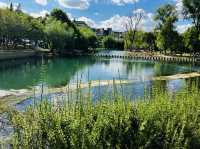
[103, 36, 124, 50]
[44, 19, 69, 51]
[183, 27, 200, 54]
[10, 2, 13, 11]
[28, 19, 45, 45]
[154, 4, 179, 53]
[142, 32, 157, 51]
[0, 8, 46, 49]
[50, 8, 79, 35]
[154, 4, 178, 28]
[79, 27, 97, 49]
[182, 0, 200, 34]
[50, 8, 71, 24]
[124, 3, 145, 50]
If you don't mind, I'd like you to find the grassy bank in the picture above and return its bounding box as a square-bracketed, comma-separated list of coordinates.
[7, 83, 200, 149]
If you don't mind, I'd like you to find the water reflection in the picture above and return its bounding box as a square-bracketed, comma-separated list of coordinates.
[16, 77, 200, 111]
[0, 57, 199, 90]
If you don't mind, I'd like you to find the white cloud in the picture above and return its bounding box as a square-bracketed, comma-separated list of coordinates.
[99, 15, 129, 31]
[176, 24, 192, 33]
[111, 0, 139, 5]
[57, 0, 140, 10]
[30, 10, 49, 18]
[77, 9, 155, 32]
[35, 0, 48, 6]
[0, 2, 8, 8]
[99, 9, 155, 32]
[58, 0, 90, 10]
[77, 16, 97, 27]
[67, 13, 74, 20]
[174, 0, 184, 19]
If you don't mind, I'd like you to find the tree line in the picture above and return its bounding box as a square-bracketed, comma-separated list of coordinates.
[123, 0, 200, 54]
[0, 0, 199, 55]
[0, 7, 98, 53]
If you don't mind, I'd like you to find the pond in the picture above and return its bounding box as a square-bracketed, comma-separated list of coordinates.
[0, 56, 198, 89]
[1, 55, 200, 140]
[0, 55, 199, 92]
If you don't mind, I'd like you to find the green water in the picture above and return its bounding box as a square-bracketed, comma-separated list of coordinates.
[0, 56, 198, 90]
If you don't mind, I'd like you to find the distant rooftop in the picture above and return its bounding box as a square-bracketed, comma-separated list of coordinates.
[73, 20, 89, 28]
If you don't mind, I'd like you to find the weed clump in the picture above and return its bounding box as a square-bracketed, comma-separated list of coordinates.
[9, 85, 200, 149]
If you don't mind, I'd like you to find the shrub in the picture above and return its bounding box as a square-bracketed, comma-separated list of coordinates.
[10, 86, 200, 148]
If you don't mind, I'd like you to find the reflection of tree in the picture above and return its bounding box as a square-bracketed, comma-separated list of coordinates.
[98, 59, 111, 66]
[122, 60, 154, 76]
[45, 57, 96, 87]
[0, 57, 96, 89]
[185, 77, 200, 91]
[151, 80, 167, 95]
[154, 63, 179, 76]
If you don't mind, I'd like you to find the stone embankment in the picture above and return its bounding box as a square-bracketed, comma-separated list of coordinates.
[94, 51, 199, 63]
[0, 50, 36, 60]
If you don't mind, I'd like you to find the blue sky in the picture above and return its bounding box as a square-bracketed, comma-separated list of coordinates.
[0, 0, 192, 32]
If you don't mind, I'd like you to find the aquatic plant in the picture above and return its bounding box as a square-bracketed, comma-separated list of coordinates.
[8, 83, 200, 149]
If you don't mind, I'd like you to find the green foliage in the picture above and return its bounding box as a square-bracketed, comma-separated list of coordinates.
[154, 4, 178, 27]
[183, 0, 200, 33]
[124, 31, 157, 51]
[142, 32, 157, 51]
[44, 19, 71, 51]
[124, 30, 135, 50]
[0, 8, 44, 49]
[50, 8, 71, 24]
[9, 85, 200, 148]
[103, 36, 124, 50]
[79, 27, 98, 49]
[154, 4, 182, 53]
[0, 8, 98, 52]
[183, 27, 200, 53]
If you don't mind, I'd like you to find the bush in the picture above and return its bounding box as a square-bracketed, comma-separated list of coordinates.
[103, 36, 124, 50]
[9, 85, 200, 149]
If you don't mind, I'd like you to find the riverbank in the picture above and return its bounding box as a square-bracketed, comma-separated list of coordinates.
[0, 49, 199, 63]
[1, 71, 200, 112]
[0, 50, 36, 60]
[94, 50, 200, 63]
[0, 47, 53, 61]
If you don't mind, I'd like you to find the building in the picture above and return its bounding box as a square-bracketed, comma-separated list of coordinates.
[112, 31, 124, 40]
[92, 28, 114, 36]
[73, 20, 89, 28]
[92, 28, 105, 36]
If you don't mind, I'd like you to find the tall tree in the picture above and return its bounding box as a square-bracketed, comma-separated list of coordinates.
[183, 0, 200, 34]
[50, 8, 71, 24]
[124, 2, 145, 50]
[44, 19, 68, 51]
[183, 27, 200, 54]
[154, 4, 178, 53]
[142, 32, 157, 51]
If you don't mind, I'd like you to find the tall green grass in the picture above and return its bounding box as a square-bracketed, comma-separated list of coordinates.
[9, 84, 200, 149]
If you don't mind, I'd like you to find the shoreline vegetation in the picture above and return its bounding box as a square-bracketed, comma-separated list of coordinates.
[0, 72, 200, 113]
[1, 83, 199, 148]
[0, 1, 200, 60]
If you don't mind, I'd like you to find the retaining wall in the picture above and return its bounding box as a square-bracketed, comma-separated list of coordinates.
[0, 50, 36, 60]
[94, 54, 198, 63]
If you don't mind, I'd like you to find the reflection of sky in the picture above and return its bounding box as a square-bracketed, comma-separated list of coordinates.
[69, 59, 156, 83]
[69, 58, 197, 84]
[0, 56, 199, 90]
[167, 79, 185, 93]
[16, 79, 187, 111]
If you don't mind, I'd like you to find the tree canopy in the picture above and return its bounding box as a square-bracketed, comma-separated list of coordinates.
[154, 4, 180, 53]
[183, 0, 200, 33]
